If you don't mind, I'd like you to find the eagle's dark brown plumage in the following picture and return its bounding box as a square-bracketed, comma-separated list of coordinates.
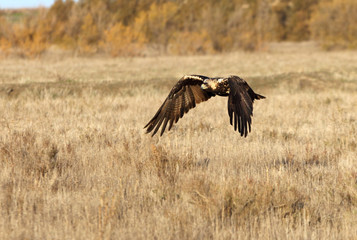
[144, 75, 265, 137]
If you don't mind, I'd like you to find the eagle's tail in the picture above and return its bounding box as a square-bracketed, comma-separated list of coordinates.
[255, 93, 266, 100]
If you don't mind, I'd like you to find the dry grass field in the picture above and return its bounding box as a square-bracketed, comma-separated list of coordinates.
[1, 46, 357, 239]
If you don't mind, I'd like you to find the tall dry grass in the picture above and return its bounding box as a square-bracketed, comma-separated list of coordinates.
[1, 47, 357, 239]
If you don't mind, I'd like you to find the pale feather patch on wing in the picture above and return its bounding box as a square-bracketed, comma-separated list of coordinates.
[183, 75, 206, 81]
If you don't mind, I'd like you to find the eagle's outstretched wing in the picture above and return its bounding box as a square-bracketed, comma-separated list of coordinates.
[227, 75, 265, 137]
[145, 75, 215, 136]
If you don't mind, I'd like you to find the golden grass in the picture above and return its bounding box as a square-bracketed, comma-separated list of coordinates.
[1, 49, 357, 239]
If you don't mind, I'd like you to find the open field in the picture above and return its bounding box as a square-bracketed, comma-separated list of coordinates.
[1, 48, 357, 239]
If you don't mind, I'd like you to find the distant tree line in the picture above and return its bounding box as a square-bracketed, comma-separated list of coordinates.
[0, 0, 356, 57]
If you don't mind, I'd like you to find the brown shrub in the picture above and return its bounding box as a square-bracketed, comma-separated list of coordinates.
[168, 30, 215, 55]
[5, 9, 51, 58]
[101, 22, 146, 57]
[77, 13, 100, 54]
[310, 0, 357, 49]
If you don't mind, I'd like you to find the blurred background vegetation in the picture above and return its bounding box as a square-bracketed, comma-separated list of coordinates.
[0, 0, 356, 58]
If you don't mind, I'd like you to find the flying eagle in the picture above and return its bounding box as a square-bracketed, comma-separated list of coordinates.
[144, 75, 265, 137]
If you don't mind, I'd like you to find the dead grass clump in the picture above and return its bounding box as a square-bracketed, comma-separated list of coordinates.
[1, 130, 61, 178]
[150, 144, 193, 185]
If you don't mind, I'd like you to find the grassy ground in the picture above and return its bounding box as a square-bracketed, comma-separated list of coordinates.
[1, 49, 357, 239]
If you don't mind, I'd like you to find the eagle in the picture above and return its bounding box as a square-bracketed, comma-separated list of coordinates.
[144, 75, 265, 137]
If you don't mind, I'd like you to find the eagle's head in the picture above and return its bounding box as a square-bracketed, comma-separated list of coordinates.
[201, 78, 219, 92]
